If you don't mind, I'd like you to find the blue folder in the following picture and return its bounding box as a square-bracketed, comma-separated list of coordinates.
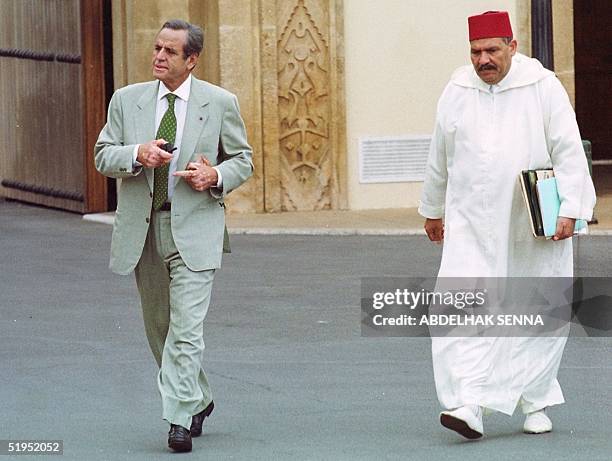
[536, 177, 587, 237]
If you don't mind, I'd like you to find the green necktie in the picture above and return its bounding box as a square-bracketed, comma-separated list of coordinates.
[152, 93, 177, 210]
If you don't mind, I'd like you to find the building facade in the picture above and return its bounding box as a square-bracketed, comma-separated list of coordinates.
[0, 0, 608, 213]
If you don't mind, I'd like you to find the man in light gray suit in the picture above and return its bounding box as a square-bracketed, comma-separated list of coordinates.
[94, 19, 253, 453]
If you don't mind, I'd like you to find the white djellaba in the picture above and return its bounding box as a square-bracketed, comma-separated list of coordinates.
[419, 53, 596, 435]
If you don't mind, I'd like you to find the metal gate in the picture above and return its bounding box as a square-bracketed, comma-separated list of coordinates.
[0, 0, 108, 213]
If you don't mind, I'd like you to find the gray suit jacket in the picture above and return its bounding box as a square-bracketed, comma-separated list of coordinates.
[94, 77, 253, 275]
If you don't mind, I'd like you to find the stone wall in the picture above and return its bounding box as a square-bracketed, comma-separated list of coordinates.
[110, 1, 577, 212]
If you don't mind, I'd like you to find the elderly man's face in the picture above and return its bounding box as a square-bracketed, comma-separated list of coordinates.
[470, 37, 517, 85]
[152, 28, 198, 91]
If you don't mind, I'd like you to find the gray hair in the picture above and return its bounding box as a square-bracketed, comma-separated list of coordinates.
[160, 19, 204, 57]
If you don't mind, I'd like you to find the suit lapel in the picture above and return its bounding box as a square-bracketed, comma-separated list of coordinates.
[176, 79, 210, 174]
[135, 82, 159, 192]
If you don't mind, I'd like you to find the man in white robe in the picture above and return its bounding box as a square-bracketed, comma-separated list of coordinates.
[419, 11, 596, 439]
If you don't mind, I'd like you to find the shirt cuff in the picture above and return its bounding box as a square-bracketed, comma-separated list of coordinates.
[133, 145, 142, 169]
[213, 167, 223, 188]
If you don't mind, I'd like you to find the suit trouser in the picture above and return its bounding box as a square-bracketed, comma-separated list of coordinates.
[134, 210, 214, 429]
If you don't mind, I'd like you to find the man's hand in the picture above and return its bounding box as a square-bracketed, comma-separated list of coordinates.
[552, 216, 576, 241]
[137, 139, 174, 168]
[173, 155, 218, 192]
[425, 218, 444, 243]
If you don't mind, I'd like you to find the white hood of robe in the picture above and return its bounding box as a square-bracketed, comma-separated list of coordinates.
[450, 53, 554, 92]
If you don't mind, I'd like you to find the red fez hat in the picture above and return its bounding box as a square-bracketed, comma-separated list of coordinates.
[468, 11, 513, 41]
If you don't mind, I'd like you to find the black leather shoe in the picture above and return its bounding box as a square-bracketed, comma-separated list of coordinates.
[168, 424, 192, 453]
[190, 401, 215, 437]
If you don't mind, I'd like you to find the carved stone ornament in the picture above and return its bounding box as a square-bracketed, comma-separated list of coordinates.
[278, 0, 331, 210]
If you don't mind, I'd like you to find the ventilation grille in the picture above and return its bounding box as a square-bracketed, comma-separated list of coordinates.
[359, 135, 431, 183]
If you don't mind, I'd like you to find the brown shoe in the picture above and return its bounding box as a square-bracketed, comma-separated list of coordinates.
[168, 424, 192, 452]
[190, 401, 215, 437]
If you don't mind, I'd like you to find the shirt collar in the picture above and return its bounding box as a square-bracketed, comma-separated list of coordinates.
[157, 74, 192, 102]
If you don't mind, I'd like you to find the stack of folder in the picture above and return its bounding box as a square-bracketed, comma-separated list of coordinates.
[519, 169, 587, 238]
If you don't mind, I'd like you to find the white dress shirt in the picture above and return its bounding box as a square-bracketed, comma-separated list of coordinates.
[133, 74, 222, 200]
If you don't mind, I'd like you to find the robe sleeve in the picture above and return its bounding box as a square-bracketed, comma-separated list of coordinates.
[544, 77, 596, 220]
[419, 109, 448, 219]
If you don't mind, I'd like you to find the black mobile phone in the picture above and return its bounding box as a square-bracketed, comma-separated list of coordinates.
[161, 142, 177, 153]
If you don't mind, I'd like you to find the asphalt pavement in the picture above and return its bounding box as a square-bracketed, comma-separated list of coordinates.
[1, 199, 611, 460]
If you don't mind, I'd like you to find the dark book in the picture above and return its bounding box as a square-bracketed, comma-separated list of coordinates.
[519, 170, 550, 237]
[519, 169, 586, 238]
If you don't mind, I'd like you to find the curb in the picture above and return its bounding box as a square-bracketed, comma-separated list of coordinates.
[81, 214, 426, 235]
[83, 213, 114, 225]
[227, 227, 427, 236]
[82, 213, 612, 236]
